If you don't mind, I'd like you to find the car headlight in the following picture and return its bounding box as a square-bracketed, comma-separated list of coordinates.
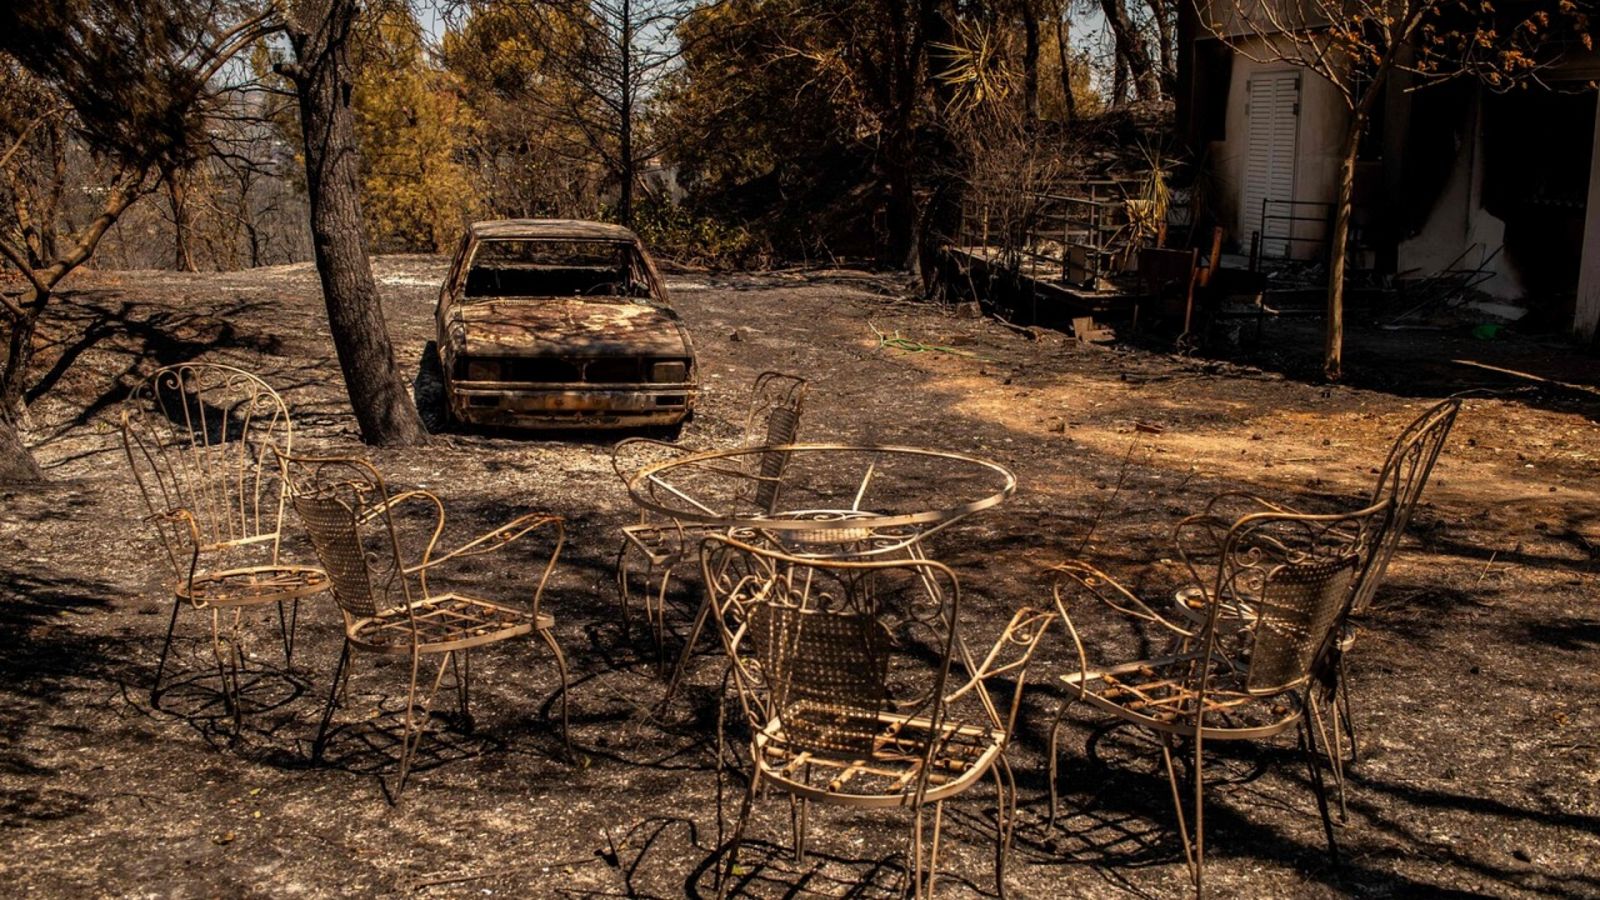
[650, 360, 688, 383]
[465, 358, 502, 381]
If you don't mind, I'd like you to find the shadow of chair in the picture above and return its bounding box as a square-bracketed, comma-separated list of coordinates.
[276, 451, 569, 800]
[120, 363, 328, 737]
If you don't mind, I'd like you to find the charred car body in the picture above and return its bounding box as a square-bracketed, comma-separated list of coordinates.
[431, 220, 697, 430]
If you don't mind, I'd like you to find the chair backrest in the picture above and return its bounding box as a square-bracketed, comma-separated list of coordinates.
[701, 534, 958, 764]
[274, 452, 425, 622]
[120, 363, 292, 579]
[1350, 398, 1459, 614]
[740, 372, 808, 514]
[1199, 502, 1390, 696]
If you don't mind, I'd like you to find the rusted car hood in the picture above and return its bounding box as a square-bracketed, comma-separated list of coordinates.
[449, 299, 690, 358]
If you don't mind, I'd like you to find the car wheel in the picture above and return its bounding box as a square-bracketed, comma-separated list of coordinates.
[414, 341, 452, 434]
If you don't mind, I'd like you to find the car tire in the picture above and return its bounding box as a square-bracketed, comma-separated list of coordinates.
[414, 341, 452, 434]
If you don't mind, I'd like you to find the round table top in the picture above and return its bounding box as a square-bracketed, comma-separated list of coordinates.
[624, 443, 1016, 556]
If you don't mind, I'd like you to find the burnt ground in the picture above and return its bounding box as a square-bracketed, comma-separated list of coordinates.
[2, 256, 1598, 898]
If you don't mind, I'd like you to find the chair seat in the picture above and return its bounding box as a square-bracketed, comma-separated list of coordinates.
[350, 594, 553, 654]
[621, 522, 721, 566]
[752, 707, 1004, 808]
[176, 564, 329, 607]
[1063, 653, 1303, 741]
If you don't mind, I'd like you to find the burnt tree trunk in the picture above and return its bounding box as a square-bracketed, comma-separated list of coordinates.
[0, 298, 44, 483]
[617, 0, 635, 226]
[168, 174, 195, 272]
[1053, 6, 1077, 122]
[1144, 0, 1175, 96]
[1325, 115, 1363, 382]
[0, 413, 42, 482]
[1100, 0, 1160, 102]
[1020, 0, 1040, 126]
[285, 0, 427, 446]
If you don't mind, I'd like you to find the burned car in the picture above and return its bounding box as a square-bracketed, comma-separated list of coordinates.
[427, 220, 697, 431]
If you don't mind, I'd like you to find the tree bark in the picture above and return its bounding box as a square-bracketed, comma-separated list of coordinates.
[168, 173, 195, 272]
[0, 411, 43, 483]
[1, 293, 44, 483]
[1020, 0, 1040, 126]
[617, 0, 635, 226]
[1324, 116, 1363, 382]
[287, 0, 427, 446]
[1053, 6, 1077, 122]
[1100, 0, 1160, 102]
[1144, 0, 1175, 96]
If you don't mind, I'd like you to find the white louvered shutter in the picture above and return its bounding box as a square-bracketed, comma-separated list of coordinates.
[1241, 72, 1301, 259]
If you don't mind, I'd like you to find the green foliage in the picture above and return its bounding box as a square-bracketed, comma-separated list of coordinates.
[629, 197, 768, 269]
[350, 7, 479, 253]
[439, 4, 610, 219]
[657, 0, 1104, 263]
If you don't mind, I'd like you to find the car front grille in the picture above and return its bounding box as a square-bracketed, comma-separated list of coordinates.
[457, 356, 691, 385]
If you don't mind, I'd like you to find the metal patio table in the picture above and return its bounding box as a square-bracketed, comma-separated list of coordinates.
[624, 442, 1017, 703]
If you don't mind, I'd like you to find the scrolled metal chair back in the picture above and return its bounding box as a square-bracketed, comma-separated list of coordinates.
[120, 363, 292, 579]
[274, 452, 422, 623]
[702, 534, 958, 761]
[742, 372, 808, 514]
[1203, 503, 1390, 696]
[1351, 398, 1460, 613]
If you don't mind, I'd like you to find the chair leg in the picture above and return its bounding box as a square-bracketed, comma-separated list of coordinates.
[994, 755, 1019, 899]
[312, 639, 351, 763]
[614, 538, 634, 637]
[908, 805, 925, 900]
[537, 626, 573, 761]
[718, 767, 760, 900]
[648, 561, 677, 673]
[789, 795, 809, 863]
[208, 608, 242, 738]
[1300, 716, 1341, 867]
[1159, 731, 1200, 893]
[395, 651, 453, 799]
[927, 800, 945, 898]
[451, 649, 474, 733]
[150, 598, 183, 707]
[1309, 690, 1348, 822]
[660, 591, 713, 711]
[1337, 653, 1359, 763]
[276, 597, 300, 671]
[1046, 695, 1078, 829]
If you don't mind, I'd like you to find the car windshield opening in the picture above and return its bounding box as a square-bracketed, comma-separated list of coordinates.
[463, 239, 651, 301]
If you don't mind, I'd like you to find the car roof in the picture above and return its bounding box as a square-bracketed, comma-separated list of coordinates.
[469, 219, 641, 242]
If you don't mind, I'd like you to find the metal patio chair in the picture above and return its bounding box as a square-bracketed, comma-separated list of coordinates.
[1046, 499, 1390, 896]
[120, 363, 328, 733]
[1171, 397, 1460, 800]
[612, 371, 808, 659]
[276, 451, 568, 798]
[702, 534, 1055, 898]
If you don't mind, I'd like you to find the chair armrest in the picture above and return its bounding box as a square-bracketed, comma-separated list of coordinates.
[1050, 560, 1194, 636]
[144, 507, 202, 547]
[407, 513, 566, 616]
[610, 436, 695, 484]
[357, 489, 445, 528]
[1197, 490, 1302, 521]
[944, 606, 1058, 735]
[1049, 560, 1200, 701]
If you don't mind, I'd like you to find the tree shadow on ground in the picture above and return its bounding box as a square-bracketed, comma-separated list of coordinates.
[0, 563, 134, 828]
